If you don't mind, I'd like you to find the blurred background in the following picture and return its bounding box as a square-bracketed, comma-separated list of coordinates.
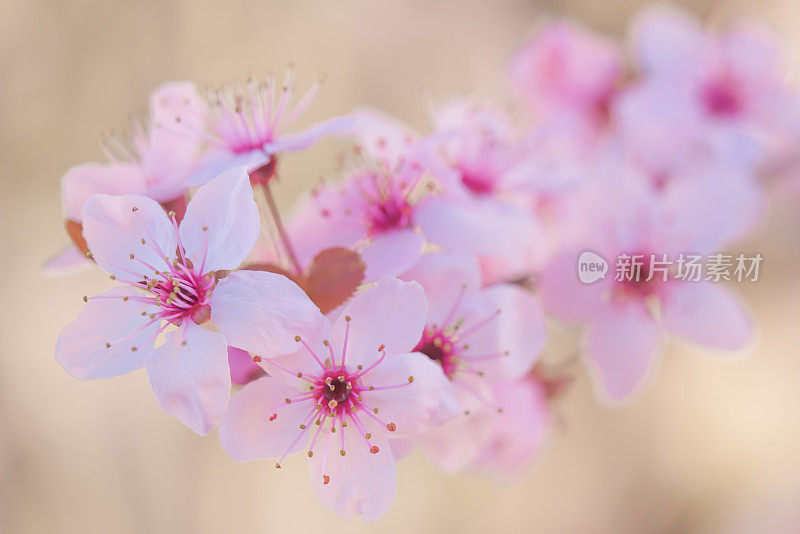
[2, 0, 800, 532]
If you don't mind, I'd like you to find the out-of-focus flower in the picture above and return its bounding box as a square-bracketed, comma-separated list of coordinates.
[539, 174, 754, 402]
[181, 69, 354, 187]
[56, 168, 324, 434]
[619, 4, 798, 173]
[397, 252, 547, 471]
[509, 20, 623, 135]
[47, 82, 204, 273]
[219, 277, 459, 521]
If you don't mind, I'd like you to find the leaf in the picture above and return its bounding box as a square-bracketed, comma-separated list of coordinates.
[305, 247, 366, 314]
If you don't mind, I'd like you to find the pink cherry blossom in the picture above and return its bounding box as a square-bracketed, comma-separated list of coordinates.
[509, 20, 623, 134]
[539, 174, 754, 402]
[56, 167, 324, 434]
[398, 252, 547, 470]
[618, 4, 797, 173]
[177, 69, 354, 187]
[46, 82, 205, 273]
[285, 159, 428, 282]
[219, 277, 459, 521]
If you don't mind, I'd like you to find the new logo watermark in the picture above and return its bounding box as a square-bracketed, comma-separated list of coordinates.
[577, 252, 762, 284]
[577, 251, 608, 284]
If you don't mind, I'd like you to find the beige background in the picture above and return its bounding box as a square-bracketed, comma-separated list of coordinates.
[2, 0, 800, 532]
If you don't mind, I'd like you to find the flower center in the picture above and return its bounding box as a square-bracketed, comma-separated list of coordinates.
[145, 262, 216, 325]
[460, 170, 495, 196]
[701, 75, 743, 118]
[613, 254, 664, 299]
[366, 194, 412, 235]
[415, 330, 459, 378]
[318, 374, 354, 408]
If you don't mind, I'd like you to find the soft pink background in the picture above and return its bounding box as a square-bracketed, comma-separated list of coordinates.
[2, 0, 800, 532]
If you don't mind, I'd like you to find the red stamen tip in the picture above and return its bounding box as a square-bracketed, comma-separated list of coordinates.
[323, 475, 330, 485]
[386, 422, 396, 432]
[252, 355, 262, 363]
[370, 445, 380, 454]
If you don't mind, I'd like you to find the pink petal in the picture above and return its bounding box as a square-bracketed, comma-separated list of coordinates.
[631, 4, 709, 76]
[56, 286, 159, 379]
[264, 115, 355, 154]
[146, 325, 230, 435]
[418, 380, 495, 472]
[351, 109, 418, 166]
[42, 245, 91, 275]
[308, 430, 396, 521]
[61, 162, 148, 221]
[585, 300, 662, 402]
[539, 251, 609, 322]
[179, 166, 260, 273]
[414, 195, 537, 257]
[399, 252, 481, 327]
[661, 282, 753, 350]
[471, 378, 549, 478]
[360, 229, 425, 282]
[211, 270, 326, 358]
[362, 351, 460, 437]
[331, 277, 427, 368]
[227, 346, 264, 385]
[187, 149, 270, 187]
[457, 284, 547, 382]
[142, 82, 204, 194]
[82, 194, 177, 280]
[218, 376, 311, 461]
[285, 187, 366, 269]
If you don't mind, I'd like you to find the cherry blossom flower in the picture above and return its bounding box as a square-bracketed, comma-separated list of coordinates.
[56, 167, 324, 434]
[178, 69, 354, 187]
[509, 20, 623, 136]
[397, 252, 547, 471]
[219, 277, 459, 521]
[539, 174, 754, 402]
[618, 4, 798, 173]
[285, 159, 428, 282]
[47, 82, 205, 273]
[414, 99, 548, 283]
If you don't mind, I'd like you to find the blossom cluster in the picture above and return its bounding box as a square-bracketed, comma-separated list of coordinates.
[50, 4, 797, 521]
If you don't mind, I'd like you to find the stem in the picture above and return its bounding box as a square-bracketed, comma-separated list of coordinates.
[259, 180, 303, 277]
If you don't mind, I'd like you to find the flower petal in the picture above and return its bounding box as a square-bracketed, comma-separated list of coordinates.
[361, 352, 460, 437]
[585, 300, 662, 402]
[62, 162, 148, 221]
[331, 277, 427, 367]
[308, 430, 396, 522]
[414, 195, 536, 257]
[82, 194, 177, 281]
[211, 270, 326, 358]
[539, 251, 608, 322]
[457, 284, 547, 382]
[661, 282, 753, 351]
[359, 229, 425, 282]
[146, 325, 230, 435]
[187, 149, 270, 187]
[227, 346, 265, 385]
[56, 286, 158, 380]
[42, 245, 91, 275]
[264, 115, 355, 153]
[399, 252, 481, 327]
[179, 166, 260, 273]
[219, 376, 312, 461]
[471, 378, 549, 478]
